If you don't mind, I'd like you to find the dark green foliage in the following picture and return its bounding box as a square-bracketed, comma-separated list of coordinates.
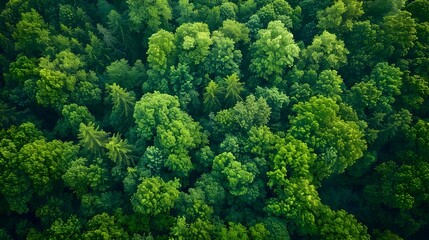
[2, 1, 429, 239]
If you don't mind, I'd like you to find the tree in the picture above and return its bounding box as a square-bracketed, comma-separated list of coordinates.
[55, 104, 95, 137]
[406, 0, 429, 22]
[364, 160, 429, 236]
[217, 222, 250, 240]
[105, 59, 145, 90]
[288, 96, 367, 181]
[255, 0, 301, 29]
[381, 10, 417, 58]
[46, 216, 82, 240]
[83, 213, 128, 240]
[0, 123, 78, 213]
[127, 0, 172, 33]
[106, 83, 136, 131]
[204, 32, 242, 78]
[316, 0, 364, 33]
[266, 178, 321, 236]
[175, 22, 212, 66]
[131, 177, 180, 215]
[62, 157, 110, 197]
[214, 95, 271, 135]
[267, 137, 316, 188]
[147, 29, 176, 73]
[299, 31, 349, 71]
[78, 122, 109, 156]
[218, 20, 250, 45]
[254, 86, 289, 123]
[36, 50, 101, 110]
[250, 20, 300, 82]
[12, 9, 50, 56]
[318, 206, 370, 240]
[212, 152, 256, 197]
[203, 80, 222, 112]
[170, 216, 214, 240]
[106, 133, 134, 167]
[222, 73, 244, 106]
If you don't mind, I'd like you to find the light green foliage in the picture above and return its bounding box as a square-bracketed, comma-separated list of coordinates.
[170, 216, 214, 240]
[267, 138, 315, 187]
[1, 0, 427, 238]
[12, 9, 50, 55]
[131, 177, 180, 215]
[63, 157, 109, 196]
[6, 55, 38, 86]
[106, 133, 134, 167]
[318, 206, 370, 240]
[133, 92, 180, 140]
[314, 70, 344, 101]
[36, 68, 72, 108]
[175, 22, 212, 66]
[127, 0, 172, 33]
[266, 178, 321, 236]
[212, 152, 255, 196]
[289, 96, 366, 180]
[203, 80, 222, 112]
[204, 32, 242, 78]
[78, 122, 109, 156]
[218, 20, 250, 44]
[248, 223, 270, 240]
[300, 31, 349, 71]
[214, 95, 271, 134]
[133, 92, 205, 176]
[0, 124, 77, 214]
[18, 139, 78, 195]
[147, 30, 176, 72]
[36, 50, 101, 109]
[250, 20, 300, 82]
[106, 83, 136, 131]
[83, 213, 128, 240]
[218, 222, 249, 240]
[246, 126, 285, 161]
[46, 216, 82, 240]
[222, 73, 244, 106]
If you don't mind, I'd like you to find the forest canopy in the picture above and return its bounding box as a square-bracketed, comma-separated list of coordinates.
[1, 0, 429, 239]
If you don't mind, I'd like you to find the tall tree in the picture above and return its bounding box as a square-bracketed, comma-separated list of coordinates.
[250, 20, 300, 83]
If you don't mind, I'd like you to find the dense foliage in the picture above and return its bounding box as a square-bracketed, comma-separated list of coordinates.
[1, 0, 428, 239]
